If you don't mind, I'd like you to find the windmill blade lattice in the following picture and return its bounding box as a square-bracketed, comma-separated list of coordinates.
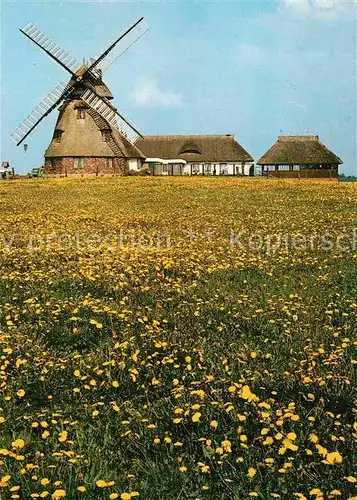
[21, 23, 82, 75]
[10, 82, 73, 145]
[88, 18, 149, 75]
[81, 88, 142, 143]
[12, 18, 147, 148]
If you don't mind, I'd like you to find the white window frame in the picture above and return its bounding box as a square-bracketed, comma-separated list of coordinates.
[74, 157, 85, 169]
[77, 108, 86, 119]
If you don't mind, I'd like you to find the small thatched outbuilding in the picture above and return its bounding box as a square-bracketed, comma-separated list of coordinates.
[257, 136, 342, 179]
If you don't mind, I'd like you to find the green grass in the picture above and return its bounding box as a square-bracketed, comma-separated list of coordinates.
[0, 177, 356, 499]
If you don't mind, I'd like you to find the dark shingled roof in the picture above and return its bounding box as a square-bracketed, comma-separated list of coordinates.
[258, 136, 343, 165]
[135, 135, 253, 163]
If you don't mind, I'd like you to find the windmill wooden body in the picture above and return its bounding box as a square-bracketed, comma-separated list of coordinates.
[11, 18, 148, 176]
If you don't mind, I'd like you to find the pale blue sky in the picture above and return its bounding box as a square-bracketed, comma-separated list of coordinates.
[1, 0, 355, 174]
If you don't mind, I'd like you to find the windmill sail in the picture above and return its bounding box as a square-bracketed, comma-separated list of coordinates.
[87, 18, 149, 75]
[10, 82, 73, 145]
[81, 88, 142, 144]
[13, 19, 147, 150]
[20, 23, 81, 75]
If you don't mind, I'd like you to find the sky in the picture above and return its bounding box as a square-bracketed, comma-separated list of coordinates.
[1, 0, 356, 175]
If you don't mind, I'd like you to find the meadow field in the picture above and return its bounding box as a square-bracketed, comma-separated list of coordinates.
[0, 177, 356, 500]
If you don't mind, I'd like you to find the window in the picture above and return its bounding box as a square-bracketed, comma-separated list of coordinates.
[192, 163, 200, 174]
[179, 142, 202, 156]
[101, 130, 111, 142]
[53, 130, 63, 143]
[180, 148, 202, 155]
[162, 164, 168, 173]
[50, 158, 56, 168]
[220, 163, 228, 175]
[74, 157, 84, 169]
[204, 164, 212, 174]
[77, 108, 86, 119]
[106, 158, 113, 169]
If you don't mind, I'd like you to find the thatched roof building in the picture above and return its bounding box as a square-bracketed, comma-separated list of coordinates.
[136, 134, 253, 164]
[45, 99, 143, 159]
[44, 65, 145, 176]
[258, 136, 342, 166]
[257, 136, 342, 179]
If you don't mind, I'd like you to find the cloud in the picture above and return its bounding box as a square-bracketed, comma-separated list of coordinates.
[281, 0, 311, 16]
[131, 77, 183, 108]
[280, 0, 351, 19]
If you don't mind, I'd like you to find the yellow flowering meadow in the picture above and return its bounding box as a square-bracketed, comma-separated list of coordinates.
[0, 177, 356, 498]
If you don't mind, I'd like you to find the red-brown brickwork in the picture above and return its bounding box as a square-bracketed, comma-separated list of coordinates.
[44, 157, 128, 177]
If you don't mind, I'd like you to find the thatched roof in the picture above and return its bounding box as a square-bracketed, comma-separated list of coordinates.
[72, 65, 113, 99]
[46, 69, 145, 159]
[258, 136, 343, 165]
[135, 135, 253, 163]
[45, 100, 144, 158]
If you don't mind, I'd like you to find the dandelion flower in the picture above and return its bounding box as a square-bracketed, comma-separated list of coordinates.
[240, 385, 259, 402]
[58, 431, 67, 443]
[248, 468, 257, 479]
[12, 439, 25, 449]
[192, 412, 201, 423]
[325, 451, 343, 464]
[0, 475, 11, 487]
[52, 490, 66, 499]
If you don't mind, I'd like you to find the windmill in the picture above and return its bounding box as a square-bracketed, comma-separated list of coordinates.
[10, 18, 149, 176]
